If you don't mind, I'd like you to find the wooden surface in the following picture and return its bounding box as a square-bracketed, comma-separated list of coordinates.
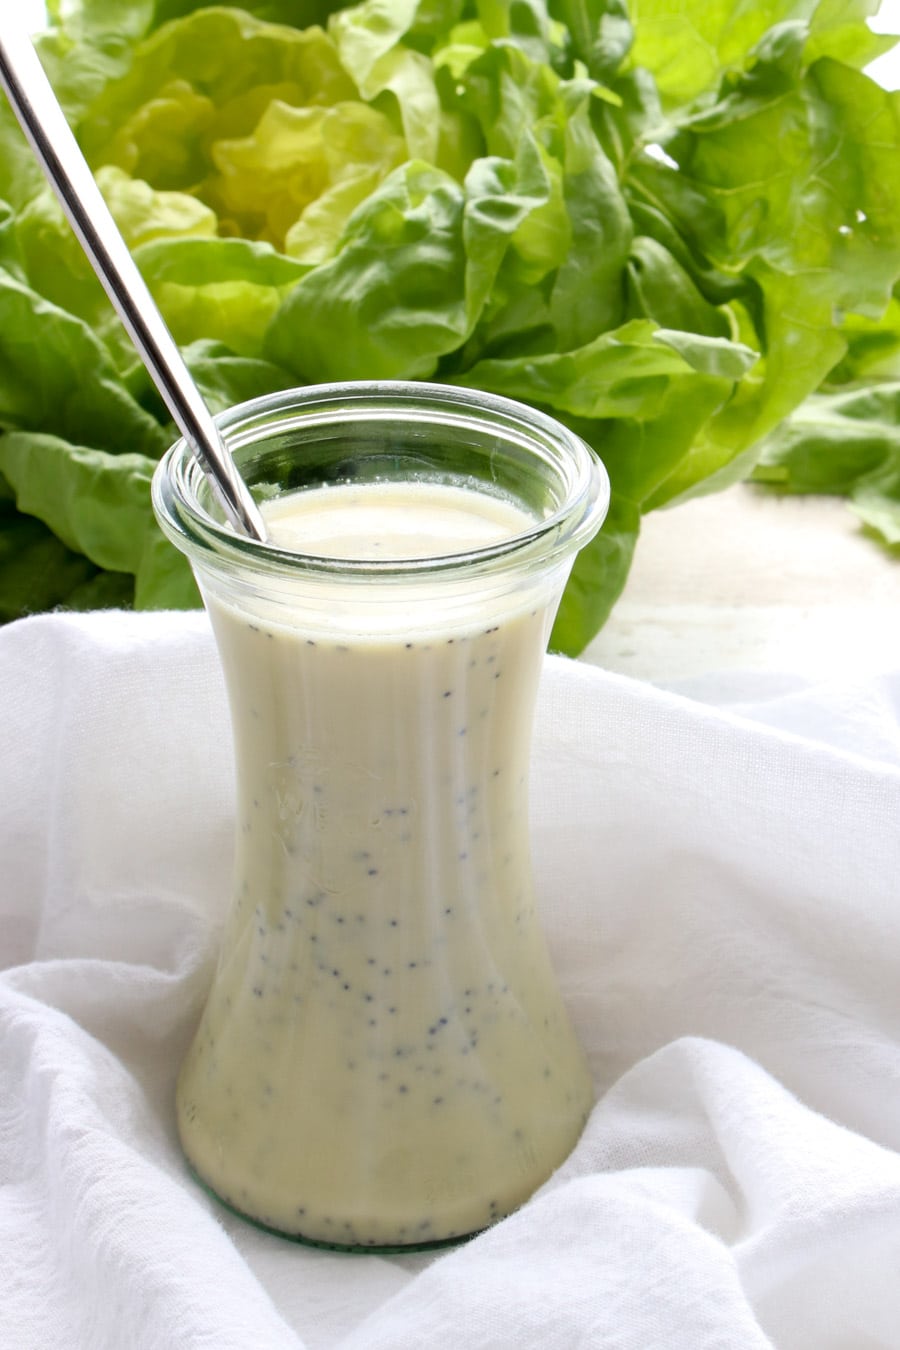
[583, 488, 899, 681]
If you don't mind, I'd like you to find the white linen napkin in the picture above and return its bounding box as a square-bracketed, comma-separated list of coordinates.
[2, 609, 900, 1349]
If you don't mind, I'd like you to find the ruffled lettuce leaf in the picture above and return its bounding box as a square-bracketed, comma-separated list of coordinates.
[13, 166, 217, 347]
[0, 0, 898, 650]
[0, 266, 169, 455]
[624, 25, 900, 510]
[828, 288, 900, 388]
[0, 253, 290, 610]
[0, 505, 129, 621]
[266, 134, 564, 379]
[753, 381, 900, 549]
[627, 0, 896, 108]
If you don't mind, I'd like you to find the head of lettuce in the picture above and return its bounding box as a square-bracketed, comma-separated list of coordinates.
[0, 0, 898, 652]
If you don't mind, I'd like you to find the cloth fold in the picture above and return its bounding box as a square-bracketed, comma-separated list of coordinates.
[2, 610, 900, 1349]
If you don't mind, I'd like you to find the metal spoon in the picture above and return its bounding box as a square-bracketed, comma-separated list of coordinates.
[0, 17, 267, 541]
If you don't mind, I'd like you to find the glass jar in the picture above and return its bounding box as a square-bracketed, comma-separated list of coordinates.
[152, 380, 609, 1252]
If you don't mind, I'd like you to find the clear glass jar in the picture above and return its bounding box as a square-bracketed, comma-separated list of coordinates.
[152, 381, 609, 1252]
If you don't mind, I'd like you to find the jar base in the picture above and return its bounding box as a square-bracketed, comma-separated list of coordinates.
[186, 1164, 484, 1255]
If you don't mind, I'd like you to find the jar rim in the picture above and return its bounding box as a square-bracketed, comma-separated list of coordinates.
[152, 380, 610, 580]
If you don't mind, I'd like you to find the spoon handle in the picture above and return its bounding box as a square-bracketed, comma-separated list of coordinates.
[0, 18, 267, 541]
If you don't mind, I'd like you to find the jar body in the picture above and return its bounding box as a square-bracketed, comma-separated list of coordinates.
[154, 383, 608, 1250]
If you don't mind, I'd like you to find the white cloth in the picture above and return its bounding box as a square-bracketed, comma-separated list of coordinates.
[3, 609, 900, 1350]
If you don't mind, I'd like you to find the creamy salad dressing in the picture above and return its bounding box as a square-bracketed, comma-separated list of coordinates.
[261, 479, 529, 558]
[178, 479, 593, 1248]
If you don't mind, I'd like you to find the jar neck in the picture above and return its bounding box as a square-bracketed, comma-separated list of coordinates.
[152, 380, 610, 586]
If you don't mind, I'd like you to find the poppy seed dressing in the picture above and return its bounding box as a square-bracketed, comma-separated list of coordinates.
[176, 480, 593, 1249]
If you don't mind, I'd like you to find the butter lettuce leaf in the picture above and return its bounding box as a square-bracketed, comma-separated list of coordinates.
[0, 432, 159, 573]
[0, 507, 108, 621]
[0, 430, 199, 607]
[181, 339, 297, 411]
[624, 28, 900, 509]
[135, 236, 308, 354]
[752, 381, 900, 551]
[550, 491, 640, 654]
[0, 267, 169, 456]
[266, 140, 555, 379]
[628, 0, 896, 108]
[0, 0, 898, 651]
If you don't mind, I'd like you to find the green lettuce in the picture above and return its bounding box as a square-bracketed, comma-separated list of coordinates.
[753, 380, 900, 549]
[0, 0, 898, 650]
